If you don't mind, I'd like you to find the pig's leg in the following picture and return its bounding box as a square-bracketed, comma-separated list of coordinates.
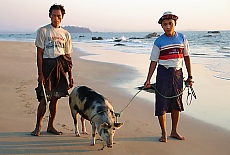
[81, 116, 88, 134]
[72, 112, 80, 137]
[91, 123, 96, 145]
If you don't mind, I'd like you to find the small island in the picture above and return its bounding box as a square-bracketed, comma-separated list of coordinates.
[208, 31, 220, 33]
[62, 26, 92, 33]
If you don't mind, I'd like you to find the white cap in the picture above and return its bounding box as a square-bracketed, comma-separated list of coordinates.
[158, 11, 178, 24]
[163, 11, 174, 16]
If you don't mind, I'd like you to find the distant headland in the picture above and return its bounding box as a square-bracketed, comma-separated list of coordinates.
[62, 26, 92, 33]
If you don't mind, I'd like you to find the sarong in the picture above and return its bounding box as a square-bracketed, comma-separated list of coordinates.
[35, 55, 73, 101]
[155, 65, 184, 116]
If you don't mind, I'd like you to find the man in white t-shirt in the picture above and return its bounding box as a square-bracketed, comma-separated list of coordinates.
[31, 4, 74, 136]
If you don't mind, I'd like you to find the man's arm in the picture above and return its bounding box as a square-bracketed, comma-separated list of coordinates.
[37, 47, 44, 83]
[184, 55, 193, 86]
[144, 61, 157, 88]
[65, 54, 74, 88]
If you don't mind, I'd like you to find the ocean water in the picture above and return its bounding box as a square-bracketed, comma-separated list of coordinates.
[1, 31, 230, 131]
[71, 31, 230, 80]
[1, 31, 229, 80]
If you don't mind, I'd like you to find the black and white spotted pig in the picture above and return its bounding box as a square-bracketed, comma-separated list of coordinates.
[69, 86, 123, 148]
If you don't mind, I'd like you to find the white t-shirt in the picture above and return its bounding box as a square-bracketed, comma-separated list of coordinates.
[35, 24, 72, 58]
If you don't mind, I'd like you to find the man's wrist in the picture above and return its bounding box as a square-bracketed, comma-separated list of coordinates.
[188, 75, 193, 79]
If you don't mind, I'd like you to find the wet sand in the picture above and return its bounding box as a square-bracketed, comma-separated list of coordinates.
[0, 41, 230, 155]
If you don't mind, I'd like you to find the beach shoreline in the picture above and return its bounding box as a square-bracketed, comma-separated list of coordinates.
[0, 41, 230, 155]
[74, 42, 230, 131]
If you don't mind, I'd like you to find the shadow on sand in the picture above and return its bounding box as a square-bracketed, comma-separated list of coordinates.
[0, 132, 90, 154]
[0, 132, 159, 154]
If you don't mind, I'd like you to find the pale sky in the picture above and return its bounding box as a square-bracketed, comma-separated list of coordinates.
[0, 0, 229, 32]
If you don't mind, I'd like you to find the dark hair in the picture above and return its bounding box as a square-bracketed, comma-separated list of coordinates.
[49, 4, 66, 17]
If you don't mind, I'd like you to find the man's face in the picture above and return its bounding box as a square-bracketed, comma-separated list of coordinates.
[50, 10, 63, 28]
[161, 19, 176, 36]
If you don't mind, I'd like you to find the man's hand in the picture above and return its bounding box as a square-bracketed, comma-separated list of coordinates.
[144, 80, 151, 89]
[38, 74, 45, 83]
[185, 77, 193, 87]
[68, 78, 74, 89]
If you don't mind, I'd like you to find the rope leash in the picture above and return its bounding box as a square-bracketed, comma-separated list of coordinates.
[41, 82, 50, 117]
[151, 81, 197, 105]
[41, 83, 48, 104]
[119, 88, 143, 114]
[149, 81, 197, 105]
[186, 86, 197, 105]
[114, 81, 197, 122]
[153, 85, 187, 99]
[114, 88, 143, 122]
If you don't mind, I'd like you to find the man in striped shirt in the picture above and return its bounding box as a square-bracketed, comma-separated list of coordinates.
[144, 11, 193, 143]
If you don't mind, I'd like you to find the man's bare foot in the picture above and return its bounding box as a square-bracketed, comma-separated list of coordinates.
[170, 132, 185, 140]
[47, 126, 63, 135]
[159, 134, 167, 143]
[31, 128, 41, 136]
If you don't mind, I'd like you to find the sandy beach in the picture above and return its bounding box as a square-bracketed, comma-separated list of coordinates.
[0, 41, 230, 155]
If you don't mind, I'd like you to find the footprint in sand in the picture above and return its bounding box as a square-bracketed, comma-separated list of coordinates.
[15, 80, 36, 115]
[57, 123, 74, 131]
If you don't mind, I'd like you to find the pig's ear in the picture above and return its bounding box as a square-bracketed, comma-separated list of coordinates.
[101, 122, 110, 129]
[114, 122, 124, 129]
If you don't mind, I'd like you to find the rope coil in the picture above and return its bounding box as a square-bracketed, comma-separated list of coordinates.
[114, 81, 197, 122]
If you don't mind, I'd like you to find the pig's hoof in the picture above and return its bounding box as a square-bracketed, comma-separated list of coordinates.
[96, 138, 103, 141]
[82, 131, 88, 134]
[90, 141, 95, 146]
[98, 144, 106, 151]
[98, 147, 104, 151]
[75, 134, 80, 137]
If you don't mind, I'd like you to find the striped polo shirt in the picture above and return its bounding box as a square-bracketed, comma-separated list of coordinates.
[150, 32, 190, 69]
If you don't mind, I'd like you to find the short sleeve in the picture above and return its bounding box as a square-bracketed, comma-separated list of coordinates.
[64, 33, 73, 54]
[150, 44, 160, 61]
[183, 39, 190, 56]
[35, 28, 45, 49]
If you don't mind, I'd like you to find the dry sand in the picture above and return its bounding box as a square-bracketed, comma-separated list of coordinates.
[0, 41, 230, 155]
